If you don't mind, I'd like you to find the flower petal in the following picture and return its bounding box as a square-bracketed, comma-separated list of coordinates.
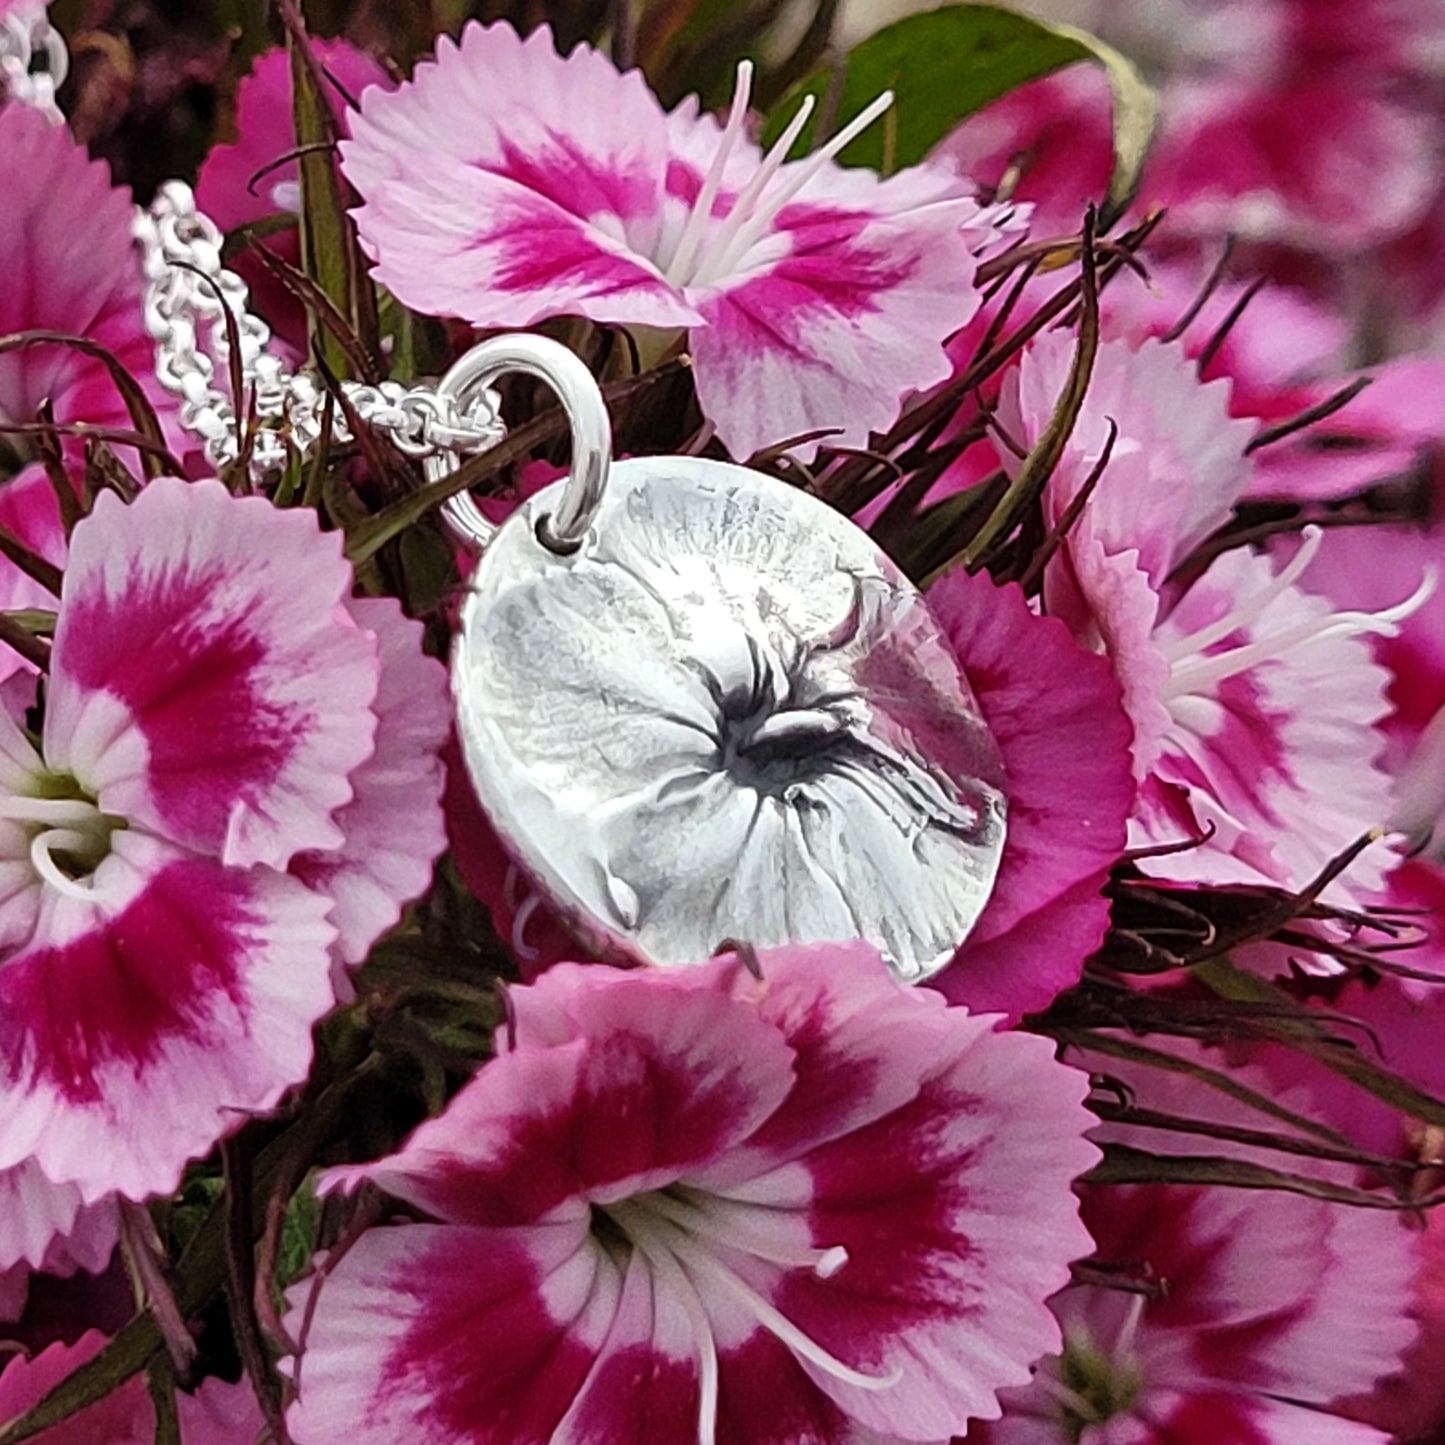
[0, 1331, 154, 1444]
[690, 185, 985, 457]
[0, 107, 169, 439]
[286, 1219, 615, 1445]
[0, 1158, 117, 1274]
[1139, 545, 1396, 901]
[324, 959, 797, 1225]
[767, 1022, 1099, 1437]
[197, 40, 391, 233]
[926, 567, 1136, 1017]
[341, 22, 700, 331]
[1002, 332, 1254, 588]
[291, 597, 449, 970]
[686, 942, 959, 1189]
[45, 477, 380, 871]
[549, 1247, 704, 1445]
[346, 154, 702, 330]
[0, 831, 335, 1201]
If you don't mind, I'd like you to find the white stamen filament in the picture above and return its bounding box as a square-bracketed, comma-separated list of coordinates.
[665, 59, 894, 290]
[663, 60, 755, 288]
[623, 1225, 723, 1445]
[12, 790, 122, 901]
[30, 828, 99, 900]
[707, 89, 894, 280]
[1157, 526, 1325, 665]
[0, 795, 108, 827]
[1034, 1365, 1104, 1424]
[601, 1190, 895, 1439]
[678, 91, 817, 288]
[1163, 535, 1434, 701]
[644, 1186, 850, 1277]
[1114, 1293, 1146, 1361]
[510, 890, 543, 962]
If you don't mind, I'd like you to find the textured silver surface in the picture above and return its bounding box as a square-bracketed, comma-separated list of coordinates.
[454, 455, 1007, 982]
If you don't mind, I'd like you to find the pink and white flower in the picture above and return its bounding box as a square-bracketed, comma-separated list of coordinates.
[1002, 330, 1410, 905]
[971, 1045, 1418, 1444]
[0, 475, 449, 1203]
[972, 1183, 1414, 1445]
[285, 943, 1099, 1444]
[340, 21, 1005, 458]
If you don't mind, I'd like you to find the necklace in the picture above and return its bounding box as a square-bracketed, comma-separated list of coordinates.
[1, 10, 1009, 982]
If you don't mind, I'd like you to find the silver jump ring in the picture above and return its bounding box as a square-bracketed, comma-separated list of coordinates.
[429, 334, 612, 555]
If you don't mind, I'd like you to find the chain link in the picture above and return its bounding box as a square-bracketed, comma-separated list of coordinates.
[134, 183, 506, 483]
[0, 3, 67, 121]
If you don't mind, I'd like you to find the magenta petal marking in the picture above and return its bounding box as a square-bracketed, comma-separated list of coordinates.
[689, 196, 982, 457]
[288, 1221, 610, 1445]
[343, 156, 702, 331]
[327, 964, 797, 1227]
[1, 861, 253, 1106]
[0, 840, 335, 1201]
[713, 1333, 856, 1445]
[550, 1248, 703, 1445]
[46, 478, 380, 870]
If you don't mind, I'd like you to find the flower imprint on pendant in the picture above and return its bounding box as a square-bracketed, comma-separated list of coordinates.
[440, 338, 1007, 981]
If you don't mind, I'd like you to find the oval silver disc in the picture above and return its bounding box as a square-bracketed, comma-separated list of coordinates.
[452, 455, 1007, 983]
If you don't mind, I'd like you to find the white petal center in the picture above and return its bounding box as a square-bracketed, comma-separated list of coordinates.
[602, 1185, 898, 1445]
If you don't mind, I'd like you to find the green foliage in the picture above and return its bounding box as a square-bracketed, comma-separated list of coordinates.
[763, 4, 1157, 223]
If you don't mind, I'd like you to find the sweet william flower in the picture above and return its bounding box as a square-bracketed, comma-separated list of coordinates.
[971, 1046, 1417, 1445]
[340, 21, 1005, 458]
[285, 943, 1099, 1445]
[971, 1184, 1413, 1445]
[0, 475, 450, 1203]
[1001, 331, 1411, 907]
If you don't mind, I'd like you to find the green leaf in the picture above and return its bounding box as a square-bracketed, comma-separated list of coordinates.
[1086, 1143, 1426, 1208]
[283, 7, 371, 380]
[278, 1175, 323, 1294]
[1049, 21, 1159, 228]
[763, 4, 1157, 219]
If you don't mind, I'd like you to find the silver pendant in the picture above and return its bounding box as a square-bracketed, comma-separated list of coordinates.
[433, 337, 1007, 984]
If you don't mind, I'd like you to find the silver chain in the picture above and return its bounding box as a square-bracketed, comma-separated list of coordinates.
[133, 184, 505, 481]
[5, 9, 505, 485]
[0, 3, 66, 122]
